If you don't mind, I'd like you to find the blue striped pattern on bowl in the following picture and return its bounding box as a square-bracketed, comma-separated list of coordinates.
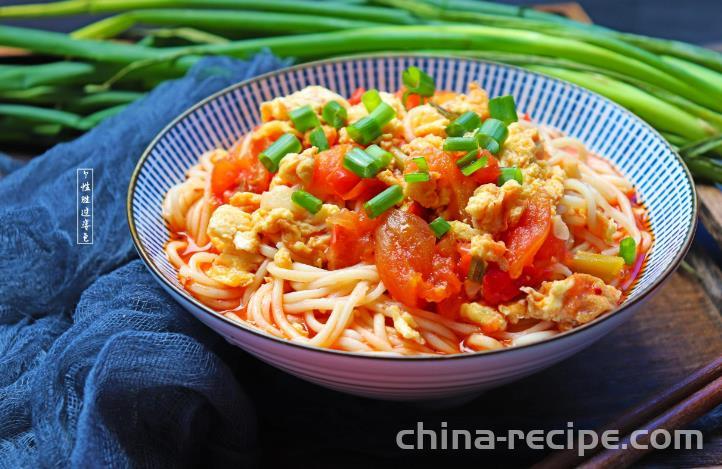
[129, 55, 695, 334]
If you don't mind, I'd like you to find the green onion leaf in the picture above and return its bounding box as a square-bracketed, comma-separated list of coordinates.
[369, 101, 396, 127]
[366, 144, 393, 169]
[446, 111, 481, 137]
[364, 185, 403, 218]
[362, 88, 382, 112]
[467, 257, 486, 282]
[289, 105, 320, 133]
[456, 150, 478, 168]
[322, 101, 347, 129]
[489, 95, 518, 125]
[347, 116, 381, 145]
[309, 127, 329, 151]
[475, 133, 501, 155]
[429, 217, 451, 238]
[404, 172, 431, 183]
[291, 190, 323, 215]
[461, 155, 489, 176]
[478, 118, 509, 146]
[402, 66, 435, 97]
[412, 156, 429, 172]
[258, 133, 302, 173]
[443, 136, 478, 152]
[343, 147, 384, 178]
[620, 237, 637, 266]
[498, 167, 523, 185]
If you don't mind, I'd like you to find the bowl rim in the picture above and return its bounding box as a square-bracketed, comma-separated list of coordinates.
[127, 53, 698, 361]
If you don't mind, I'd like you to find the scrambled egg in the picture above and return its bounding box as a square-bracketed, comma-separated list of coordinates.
[389, 305, 424, 343]
[433, 83, 490, 117]
[401, 136, 452, 210]
[261, 86, 348, 122]
[520, 273, 621, 327]
[460, 302, 507, 334]
[469, 233, 507, 268]
[229, 192, 261, 212]
[270, 147, 316, 188]
[465, 180, 524, 234]
[499, 122, 542, 169]
[404, 104, 449, 139]
[206, 252, 262, 287]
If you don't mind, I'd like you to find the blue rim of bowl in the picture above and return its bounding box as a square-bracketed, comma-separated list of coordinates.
[127, 53, 698, 361]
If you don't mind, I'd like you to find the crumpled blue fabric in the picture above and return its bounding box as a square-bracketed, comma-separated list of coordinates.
[0, 53, 289, 468]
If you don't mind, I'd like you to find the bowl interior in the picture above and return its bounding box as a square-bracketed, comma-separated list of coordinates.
[129, 55, 695, 344]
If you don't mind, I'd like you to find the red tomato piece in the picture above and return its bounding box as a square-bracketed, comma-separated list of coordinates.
[308, 144, 360, 200]
[342, 178, 386, 202]
[348, 87, 365, 105]
[422, 237, 462, 303]
[328, 209, 381, 269]
[503, 196, 552, 279]
[469, 151, 502, 185]
[481, 264, 521, 306]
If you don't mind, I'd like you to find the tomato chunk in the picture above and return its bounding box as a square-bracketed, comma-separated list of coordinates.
[503, 196, 552, 279]
[328, 209, 381, 269]
[308, 144, 360, 200]
[348, 87, 365, 105]
[211, 137, 272, 200]
[469, 151, 501, 185]
[481, 264, 521, 306]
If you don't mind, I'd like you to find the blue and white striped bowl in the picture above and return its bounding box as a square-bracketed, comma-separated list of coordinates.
[128, 56, 696, 401]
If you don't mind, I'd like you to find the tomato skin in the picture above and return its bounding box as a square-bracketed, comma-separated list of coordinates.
[470, 151, 501, 185]
[482, 264, 521, 306]
[348, 87, 365, 105]
[535, 232, 569, 267]
[211, 136, 272, 200]
[456, 243, 472, 278]
[328, 209, 381, 269]
[342, 178, 386, 202]
[211, 158, 243, 200]
[503, 196, 552, 279]
[308, 144, 360, 200]
[423, 237, 462, 303]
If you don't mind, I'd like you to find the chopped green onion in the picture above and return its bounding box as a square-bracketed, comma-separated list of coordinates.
[258, 133, 302, 173]
[620, 237, 637, 266]
[467, 257, 486, 282]
[402, 66, 435, 97]
[364, 185, 403, 218]
[366, 144, 393, 168]
[291, 190, 323, 215]
[322, 101, 347, 129]
[362, 88, 382, 112]
[443, 136, 478, 152]
[456, 150, 478, 168]
[429, 217, 451, 238]
[478, 118, 509, 146]
[489, 95, 518, 125]
[309, 127, 329, 151]
[343, 147, 383, 178]
[412, 156, 429, 172]
[446, 111, 481, 137]
[461, 155, 489, 176]
[404, 172, 431, 183]
[289, 105, 320, 133]
[347, 116, 381, 145]
[498, 167, 524, 185]
[475, 133, 501, 155]
[369, 102, 396, 126]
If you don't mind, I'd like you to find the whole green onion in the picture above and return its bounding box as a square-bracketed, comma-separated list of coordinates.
[489, 95, 518, 124]
[364, 184, 403, 218]
[291, 189, 323, 214]
[322, 100, 347, 128]
[343, 147, 384, 178]
[498, 167, 523, 185]
[347, 116, 381, 145]
[258, 133, 301, 172]
[366, 144, 393, 168]
[619, 237, 637, 266]
[402, 65, 435, 96]
[478, 118, 509, 145]
[461, 155, 489, 176]
[290, 104, 320, 132]
[443, 136, 478, 152]
[309, 126, 329, 151]
[467, 256, 486, 282]
[456, 150, 478, 167]
[446, 111, 481, 136]
[404, 172, 431, 183]
[362, 88, 382, 112]
[412, 156, 429, 171]
[475, 132, 501, 154]
[429, 217, 451, 238]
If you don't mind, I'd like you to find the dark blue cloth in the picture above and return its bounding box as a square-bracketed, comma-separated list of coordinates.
[0, 53, 288, 467]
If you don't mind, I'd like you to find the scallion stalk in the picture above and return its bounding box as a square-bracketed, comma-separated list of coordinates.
[412, 156, 429, 171]
[498, 167, 523, 185]
[364, 184, 403, 218]
[467, 256, 486, 282]
[489, 95, 517, 124]
[309, 126, 329, 151]
[362, 88, 382, 112]
[443, 136, 478, 152]
[347, 116, 381, 145]
[404, 172, 430, 183]
[290, 104, 320, 132]
[461, 155, 489, 176]
[343, 147, 384, 178]
[366, 144, 393, 168]
[291, 189, 323, 214]
[478, 118, 508, 146]
[258, 133, 301, 172]
[446, 110, 481, 137]
[402, 65, 435, 96]
[429, 217, 451, 238]
[322, 100, 347, 129]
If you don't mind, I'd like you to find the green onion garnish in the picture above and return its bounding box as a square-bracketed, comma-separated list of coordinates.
[343, 147, 384, 178]
[309, 127, 329, 151]
[443, 136, 478, 152]
[461, 155, 489, 176]
[369, 102, 396, 126]
[402, 66, 435, 97]
[289, 105, 320, 133]
[291, 190, 323, 214]
[498, 167, 523, 185]
[362, 88, 382, 112]
[429, 217, 451, 238]
[456, 150, 478, 168]
[412, 156, 429, 172]
[446, 111, 481, 137]
[347, 116, 382, 145]
[467, 257, 486, 282]
[478, 118, 509, 146]
[475, 133, 501, 155]
[258, 133, 302, 173]
[619, 237, 637, 266]
[366, 144, 393, 169]
[322, 101, 347, 129]
[364, 185, 403, 218]
[404, 172, 431, 183]
[489, 95, 518, 125]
